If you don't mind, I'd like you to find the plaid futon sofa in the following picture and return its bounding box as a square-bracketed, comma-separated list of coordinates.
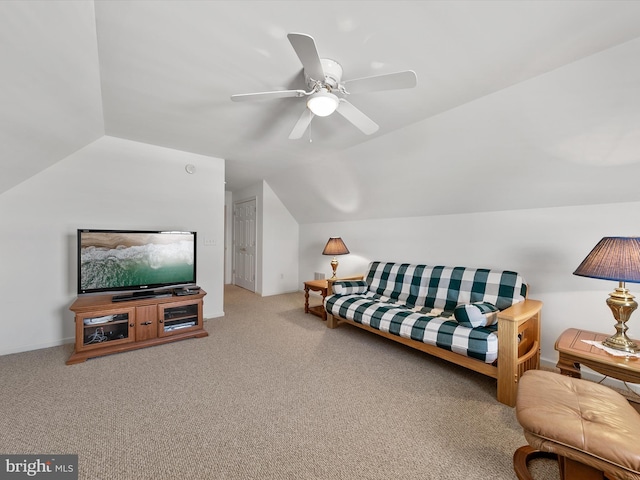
[325, 262, 528, 364]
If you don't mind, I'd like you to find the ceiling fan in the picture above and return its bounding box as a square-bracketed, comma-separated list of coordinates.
[231, 33, 417, 139]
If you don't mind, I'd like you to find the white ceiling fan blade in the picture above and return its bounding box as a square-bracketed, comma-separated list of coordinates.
[289, 108, 314, 140]
[336, 99, 379, 135]
[343, 70, 417, 94]
[231, 90, 306, 102]
[287, 33, 325, 82]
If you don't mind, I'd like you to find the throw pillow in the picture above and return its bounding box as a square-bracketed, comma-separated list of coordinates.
[333, 280, 368, 295]
[454, 302, 499, 328]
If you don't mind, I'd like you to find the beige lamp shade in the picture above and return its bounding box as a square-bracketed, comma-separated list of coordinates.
[322, 237, 350, 256]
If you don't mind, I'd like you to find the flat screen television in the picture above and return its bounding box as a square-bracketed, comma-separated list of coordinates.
[77, 229, 197, 299]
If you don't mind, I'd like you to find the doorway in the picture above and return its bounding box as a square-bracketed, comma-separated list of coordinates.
[232, 197, 257, 292]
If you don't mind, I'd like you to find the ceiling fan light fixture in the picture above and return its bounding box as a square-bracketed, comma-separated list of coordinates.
[307, 90, 339, 117]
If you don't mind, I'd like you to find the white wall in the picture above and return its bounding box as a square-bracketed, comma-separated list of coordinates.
[0, 136, 225, 355]
[261, 181, 299, 296]
[231, 180, 299, 296]
[299, 201, 640, 379]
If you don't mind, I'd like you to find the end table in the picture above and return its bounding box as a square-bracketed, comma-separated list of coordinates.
[555, 328, 640, 404]
[304, 279, 330, 321]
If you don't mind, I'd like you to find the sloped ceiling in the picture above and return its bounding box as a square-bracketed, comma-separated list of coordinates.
[2, 1, 640, 223]
[0, 1, 104, 195]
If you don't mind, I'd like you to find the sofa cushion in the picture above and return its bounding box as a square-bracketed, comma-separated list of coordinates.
[325, 294, 498, 363]
[332, 280, 368, 295]
[454, 302, 499, 328]
[365, 262, 430, 307]
[365, 262, 526, 311]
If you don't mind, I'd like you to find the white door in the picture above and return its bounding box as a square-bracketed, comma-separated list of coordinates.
[233, 198, 257, 292]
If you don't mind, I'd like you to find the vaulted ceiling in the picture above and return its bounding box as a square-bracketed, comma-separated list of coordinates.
[3, 1, 640, 223]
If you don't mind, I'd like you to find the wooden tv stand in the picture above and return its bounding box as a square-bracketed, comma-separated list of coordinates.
[66, 290, 207, 365]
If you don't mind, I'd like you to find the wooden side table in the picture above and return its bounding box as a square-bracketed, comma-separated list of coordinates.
[304, 279, 330, 321]
[555, 327, 640, 385]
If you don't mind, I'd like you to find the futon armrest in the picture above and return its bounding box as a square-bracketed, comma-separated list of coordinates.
[497, 299, 543, 324]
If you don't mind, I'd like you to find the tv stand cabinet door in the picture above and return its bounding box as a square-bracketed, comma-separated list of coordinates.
[75, 306, 136, 353]
[136, 305, 158, 342]
[158, 299, 203, 337]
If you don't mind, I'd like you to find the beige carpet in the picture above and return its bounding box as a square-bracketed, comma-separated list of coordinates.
[0, 285, 558, 479]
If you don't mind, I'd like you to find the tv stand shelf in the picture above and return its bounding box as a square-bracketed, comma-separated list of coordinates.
[66, 290, 207, 365]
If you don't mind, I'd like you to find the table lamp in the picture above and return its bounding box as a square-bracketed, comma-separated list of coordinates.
[322, 237, 350, 279]
[573, 236, 640, 353]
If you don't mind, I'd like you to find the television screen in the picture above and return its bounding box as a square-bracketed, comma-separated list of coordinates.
[77, 229, 196, 295]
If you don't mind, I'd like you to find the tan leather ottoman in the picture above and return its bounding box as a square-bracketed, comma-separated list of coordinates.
[514, 370, 640, 480]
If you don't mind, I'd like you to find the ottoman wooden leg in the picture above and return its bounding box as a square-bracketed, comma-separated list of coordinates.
[558, 456, 604, 480]
[514, 445, 557, 480]
[514, 445, 605, 480]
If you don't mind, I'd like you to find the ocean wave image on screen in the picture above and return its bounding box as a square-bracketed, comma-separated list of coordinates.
[80, 240, 194, 290]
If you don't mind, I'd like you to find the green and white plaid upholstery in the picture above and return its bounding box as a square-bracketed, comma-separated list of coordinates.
[364, 262, 526, 310]
[332, 280, 368, 295]
[454, 302, 499, 328]
[325, 262, 527, 364]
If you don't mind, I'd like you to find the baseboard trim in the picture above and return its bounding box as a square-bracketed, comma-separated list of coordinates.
[0, 337, 74, 357]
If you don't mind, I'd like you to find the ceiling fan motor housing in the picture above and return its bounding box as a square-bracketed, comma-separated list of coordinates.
[308, 58, 343, 90]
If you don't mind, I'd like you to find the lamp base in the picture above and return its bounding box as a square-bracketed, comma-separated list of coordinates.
[603, 284, 639, 354]
[330, 258, 339, 279]
[603, 334, 639, 354]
